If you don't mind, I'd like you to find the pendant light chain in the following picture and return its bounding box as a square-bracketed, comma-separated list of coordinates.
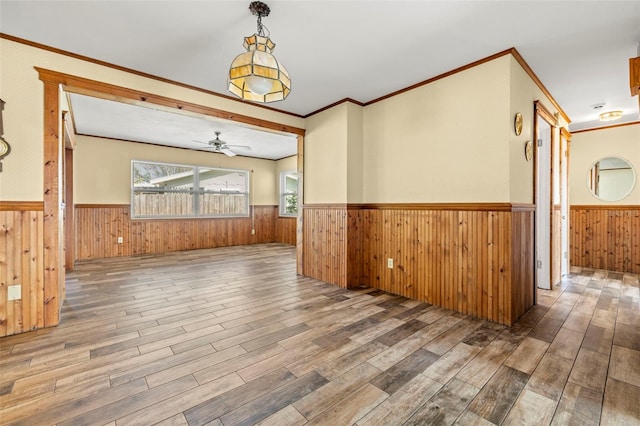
[250, 1, 270, 37]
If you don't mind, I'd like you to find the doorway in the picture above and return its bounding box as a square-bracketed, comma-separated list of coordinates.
[534, 101, 568, 290]
[60, 77, 304, 269]
[535, 111, 552, 290]
[560, 129, 571, 276]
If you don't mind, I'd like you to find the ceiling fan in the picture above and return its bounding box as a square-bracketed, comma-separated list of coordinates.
[193, 131, 251, 157]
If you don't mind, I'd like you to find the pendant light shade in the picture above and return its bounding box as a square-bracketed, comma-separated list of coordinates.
[228, 2, 291, 103]
[228, 33, 291, 102]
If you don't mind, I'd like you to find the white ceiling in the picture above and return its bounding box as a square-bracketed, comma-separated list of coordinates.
[2, 0, 640, 159]
[69, 94, 298, 160]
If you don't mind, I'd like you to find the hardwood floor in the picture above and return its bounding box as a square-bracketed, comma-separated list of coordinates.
[1, 243, 638, 425]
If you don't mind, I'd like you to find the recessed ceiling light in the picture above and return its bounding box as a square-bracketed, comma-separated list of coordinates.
[599, 110, 623, 121]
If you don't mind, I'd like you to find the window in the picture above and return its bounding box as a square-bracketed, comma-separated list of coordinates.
[279, 170, 298, 216]
[131, 160, 249, 218]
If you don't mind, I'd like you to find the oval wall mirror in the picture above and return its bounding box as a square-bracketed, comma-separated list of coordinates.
[587, 156, 637, 201]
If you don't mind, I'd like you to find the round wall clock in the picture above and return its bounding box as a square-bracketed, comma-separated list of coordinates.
[0, 138, 10, 172]
[524, 140, 532, 161]
[514, 112, 523, 136]
[0, 139, 9, 157]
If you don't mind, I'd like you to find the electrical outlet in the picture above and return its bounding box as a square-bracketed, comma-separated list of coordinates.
[117, 236, 123, 244]
[387, 258, 393, 269]
[251, 229, 256, 235]
[8, 285, 21, 301]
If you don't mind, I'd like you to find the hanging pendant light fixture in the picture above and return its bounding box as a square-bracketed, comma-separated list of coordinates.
[228, 1, 291, 103]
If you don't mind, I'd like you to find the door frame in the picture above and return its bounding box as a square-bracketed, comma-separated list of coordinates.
[533, 100, 557, 290]
[560, 127, 571, 276]
[63, 111, 75, 271]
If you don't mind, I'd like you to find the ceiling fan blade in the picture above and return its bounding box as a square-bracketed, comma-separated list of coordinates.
[221, 147, 237, 157]
[227, 144, 252, 150]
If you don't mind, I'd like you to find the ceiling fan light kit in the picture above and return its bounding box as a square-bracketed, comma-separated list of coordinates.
[228, 1, 291, 103]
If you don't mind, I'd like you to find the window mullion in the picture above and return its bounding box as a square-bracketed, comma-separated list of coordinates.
[193, 166, 200, 217]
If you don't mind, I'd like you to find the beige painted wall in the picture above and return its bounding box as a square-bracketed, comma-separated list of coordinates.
[2, 36, 574, 207]
[276, 155, 297, 174]
[346, 102, 364, 204]
[570, 123, 640, 205]
[276, 155, 298, 206]
[74, 136, 278, 205]
[300, 53, 570, 204]
[304, 103, 348, 204]
[0, 38, 304, 201]
[508, 56, 570, 205]
[361, 56, 511, 203]
[0, 40, 45, 200]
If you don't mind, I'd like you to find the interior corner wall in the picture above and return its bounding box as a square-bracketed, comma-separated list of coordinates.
[345, 103, 365, 287]
[346, 102, 364, 204]
[301, 103, 350, 287]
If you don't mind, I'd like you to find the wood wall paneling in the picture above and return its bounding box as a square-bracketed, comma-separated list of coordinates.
[511, 209, 535, 321]
[302, 207, 347, 288]
[303, 204, 535, 326]
[75, 205, 287, 261]
[346, 207, 364, 288]
[275, 217, 297, 246]
[570, 206, 640, 274]
[0, 210, 45, 337]
[552, 206, 562, 286]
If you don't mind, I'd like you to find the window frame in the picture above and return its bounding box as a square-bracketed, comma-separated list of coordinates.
[131, 160, 250, 219]
[279, 170, 298, 217]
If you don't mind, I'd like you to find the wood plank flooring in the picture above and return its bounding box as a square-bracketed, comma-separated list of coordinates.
[1, 243, 639, 425]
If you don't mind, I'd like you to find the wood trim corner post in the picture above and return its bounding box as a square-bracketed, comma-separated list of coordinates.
[296, 134, 304, 275]
[38, 70, 64, 327]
